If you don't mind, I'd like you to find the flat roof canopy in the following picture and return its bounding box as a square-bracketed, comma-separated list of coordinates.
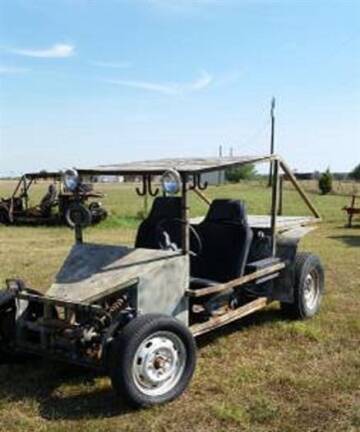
[24, 171, 62, 180]
[79, 154, 275, 176]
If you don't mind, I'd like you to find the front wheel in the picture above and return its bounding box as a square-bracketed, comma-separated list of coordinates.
[281, 252, 324, 319]
[109, 314, 197, 407]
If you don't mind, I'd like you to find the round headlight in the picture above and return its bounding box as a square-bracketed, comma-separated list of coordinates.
[63, 168, 79, 192]
[161, 169, 181, 195]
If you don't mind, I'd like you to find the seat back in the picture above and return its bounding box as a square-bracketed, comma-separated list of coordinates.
[39, 185, 57, 216]
[135, 197, 182, 249]
[191, 199, 253, 283]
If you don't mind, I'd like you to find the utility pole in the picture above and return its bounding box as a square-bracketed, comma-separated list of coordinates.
[218, 145, 223, 186]
[268, 97, 276, 187]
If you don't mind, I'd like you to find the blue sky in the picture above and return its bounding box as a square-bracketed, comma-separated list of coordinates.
[0, 0, 359, 176]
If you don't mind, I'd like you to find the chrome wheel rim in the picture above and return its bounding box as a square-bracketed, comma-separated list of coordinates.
[303, 270, 320, 310]
[132, 331, 186, 397]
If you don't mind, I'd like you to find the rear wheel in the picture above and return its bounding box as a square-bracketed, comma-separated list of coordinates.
[281, 252, 324, 319]
[0, 208, 10, 224]
[109, 314, 197, 407]
[89, 202, 108, 224]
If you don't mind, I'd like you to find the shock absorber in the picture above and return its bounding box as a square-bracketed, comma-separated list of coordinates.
[108, 294, 129, 317]
[90, 294, 130, 331]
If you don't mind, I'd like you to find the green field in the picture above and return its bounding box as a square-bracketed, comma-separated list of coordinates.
[0, 181, 359, 432]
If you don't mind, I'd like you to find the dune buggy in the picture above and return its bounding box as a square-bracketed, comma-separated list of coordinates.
[0, 155, 324, 407]
[0, 170, 108, 227]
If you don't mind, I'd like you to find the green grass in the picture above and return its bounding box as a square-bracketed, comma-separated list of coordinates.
[0, 180, 359, 432]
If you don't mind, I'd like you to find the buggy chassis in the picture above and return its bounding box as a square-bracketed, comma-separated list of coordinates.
[0, 154, 324, 407]
[0, 171, 107, 226]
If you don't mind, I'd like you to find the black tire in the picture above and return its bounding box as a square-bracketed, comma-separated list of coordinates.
[281, 252, 324, 319]
[0, 208, 10, 225]
[88, 201, 100, 211]
[0, 291, 16, 364]
[65, 203, 92, 228]
[109, 314, 197, 408]
[89, 203, 108, 225]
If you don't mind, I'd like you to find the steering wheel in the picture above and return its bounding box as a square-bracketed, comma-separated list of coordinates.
[155, 218, 202, 257]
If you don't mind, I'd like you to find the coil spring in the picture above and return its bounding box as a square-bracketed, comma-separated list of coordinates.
[108, 295, 128, 316]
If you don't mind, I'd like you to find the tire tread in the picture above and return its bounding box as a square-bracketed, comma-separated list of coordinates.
[109, 314, 196, 407]
[281, 252, 324, 319]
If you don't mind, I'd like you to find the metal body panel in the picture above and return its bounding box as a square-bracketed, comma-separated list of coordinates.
[47, 245, 189, 324]
[272, 238, 299, 303]
[278, 225, 317, 240]
[137, 253, 189, 324]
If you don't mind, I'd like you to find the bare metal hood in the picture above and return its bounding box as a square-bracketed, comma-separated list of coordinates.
[46, 243, 182, 303]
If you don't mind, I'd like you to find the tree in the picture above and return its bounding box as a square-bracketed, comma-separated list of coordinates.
[225, 164, 257, 183]
[318, 168, 333, 195]
[349, 163, 360, 181]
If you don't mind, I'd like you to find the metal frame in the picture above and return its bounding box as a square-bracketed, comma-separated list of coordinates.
[186, 262, 286, 298]
[14, 290, 105, 368]
[75, 154, 321, 254]
[1, 171, 106, 228]
[1, 153, 323, 366]
[71, 154, 321, 337]
[191, 297, 270, 337]
[4, 173, 60, 219]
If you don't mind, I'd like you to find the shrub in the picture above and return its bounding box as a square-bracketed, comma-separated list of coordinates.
[318, 169, 333, 195]
[225, 163, 257, 183]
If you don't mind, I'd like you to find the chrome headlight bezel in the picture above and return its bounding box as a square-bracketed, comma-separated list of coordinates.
[63, 168, 80, 192]
[161, 169, 182, 195]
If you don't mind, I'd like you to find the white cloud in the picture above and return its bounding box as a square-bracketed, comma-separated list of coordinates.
[105, 70, 213, 96]
[0, 66, 29, 74]
[90, 60, 132, 69]
[106, 79, 179, 95]
[11, 43, 74, 58]
[187, 70, 212, 90]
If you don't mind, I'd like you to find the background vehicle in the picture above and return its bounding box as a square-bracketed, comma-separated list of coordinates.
[0, 155, 324, 407]
[0, 171, 108, 227]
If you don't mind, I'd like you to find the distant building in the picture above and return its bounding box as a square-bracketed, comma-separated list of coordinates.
[202, 170, 226, 186]
[90, 175, 124, 183]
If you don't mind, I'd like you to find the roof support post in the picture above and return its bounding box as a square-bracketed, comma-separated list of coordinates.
[279, 159, 321, 219]
[12, 175, 24, 198]
[23, 177, 33, 210]
[181, 174, 190, 255]
[270, 158, 280, 256]
[278, 174, 284, 216]
[268, 98, 276, 187]
[193, 187, 211, 206]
